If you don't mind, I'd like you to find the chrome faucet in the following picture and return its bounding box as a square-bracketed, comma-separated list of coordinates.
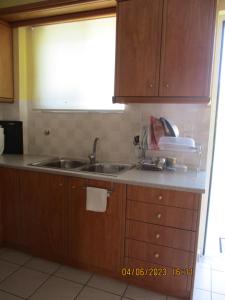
[88, 137, 99, 164]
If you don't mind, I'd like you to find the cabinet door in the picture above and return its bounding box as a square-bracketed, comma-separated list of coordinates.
[28, 172, 66, 261]
[0, 21, 13, 102]
[67, 178, 126, 274]
[115, 0, 163, 97]
[159, 0, 216, 97]
[1, 168, 30, 250]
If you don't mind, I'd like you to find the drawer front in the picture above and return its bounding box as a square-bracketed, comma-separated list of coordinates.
[124, 257, 190, 298]
[127, 200, 198, 231]
[125, 239, 194, 269]
[127, 185, 200, 210]
[126, 220, 196, 252]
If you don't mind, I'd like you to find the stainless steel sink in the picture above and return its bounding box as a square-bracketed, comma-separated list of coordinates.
[30, 159, 133, 175]
[78, 163, 133, 175]
[30, 158, 87, 170]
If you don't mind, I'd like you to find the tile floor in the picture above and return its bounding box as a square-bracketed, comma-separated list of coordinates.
[0, 248, 225, 299]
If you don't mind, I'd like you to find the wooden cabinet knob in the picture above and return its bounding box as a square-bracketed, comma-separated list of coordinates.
[71, 186, 76, 189]
[157, 213, 162, 219]
[148, 83, 153, 88]
[59, 183, 63, 187]
[154, 253, 160, 259]
[155, 233, 160, 239]
[165, 83, 169, 88]
[157, 195, 163, 201]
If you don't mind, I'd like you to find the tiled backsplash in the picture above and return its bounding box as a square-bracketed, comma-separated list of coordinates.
[0, 101, 211, 169]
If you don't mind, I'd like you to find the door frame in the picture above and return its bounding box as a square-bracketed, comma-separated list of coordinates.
[203, 13, 225, 255]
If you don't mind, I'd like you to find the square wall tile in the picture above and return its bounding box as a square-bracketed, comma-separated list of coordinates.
[0, 267, 48, 298]
[30, 276, 83, 300]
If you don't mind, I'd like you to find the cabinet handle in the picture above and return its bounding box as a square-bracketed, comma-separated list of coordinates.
[148, 83, 153, 88]
[155, 233, 160, 239]
[157, 195, 163, 201]
[165, 83, 169, 88]
[71, 186, 76, 189]
[157, 213, 162, 219]
[154, 253, 160, 259]
[59, 183, 63, 187]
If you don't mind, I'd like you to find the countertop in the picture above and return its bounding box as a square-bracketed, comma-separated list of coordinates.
[0, 155, 206, 193]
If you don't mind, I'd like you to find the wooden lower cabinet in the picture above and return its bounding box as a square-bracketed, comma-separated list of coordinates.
[124, 257, 190, 299]
[1, 168, 30, 250]
[67, 178, 126, 274]
[125, 185, 201, 299]
[20, 171, 66, 262]
[0, 168, 201, 299]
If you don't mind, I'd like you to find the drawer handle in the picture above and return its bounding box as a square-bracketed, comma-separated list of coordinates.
[154, 253, 160, 259]
[155, 233, 160, 239]
[59, 183, 63, 187]
[157, 213, 162, 219]
[157, 195, 163, 201]
[71, 185, 76, 189]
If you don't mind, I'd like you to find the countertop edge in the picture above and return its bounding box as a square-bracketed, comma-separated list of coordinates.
[0, 157, 206, 194]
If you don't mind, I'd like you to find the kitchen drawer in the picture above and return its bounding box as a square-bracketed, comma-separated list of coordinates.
[124, 257, 190, 299]
[127, 200, 198, 231]
[127, 185, 200, 210]
[126, 220, 196, 252]
[125, 239, 194, 269]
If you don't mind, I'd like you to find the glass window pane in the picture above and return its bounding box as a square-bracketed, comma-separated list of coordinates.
[29, 17, 124, 111]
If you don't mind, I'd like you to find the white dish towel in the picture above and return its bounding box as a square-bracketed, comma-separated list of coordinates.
[86, 187, 108, 212]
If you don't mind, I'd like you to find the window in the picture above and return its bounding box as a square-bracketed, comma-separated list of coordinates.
[28, 17, 124, 111]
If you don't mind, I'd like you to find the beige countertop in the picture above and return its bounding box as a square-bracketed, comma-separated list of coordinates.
[0, 155, 206, 193]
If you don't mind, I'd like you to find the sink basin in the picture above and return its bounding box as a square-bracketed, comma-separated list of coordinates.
[30, 159, 133, 175]
[30, 158, 87, 170]
[78, 163, 133, 175]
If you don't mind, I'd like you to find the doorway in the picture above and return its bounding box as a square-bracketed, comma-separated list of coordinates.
[205, 18, 225, 258]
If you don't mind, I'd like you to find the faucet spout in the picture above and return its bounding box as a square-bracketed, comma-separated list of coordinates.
[89, 137, 99, 164]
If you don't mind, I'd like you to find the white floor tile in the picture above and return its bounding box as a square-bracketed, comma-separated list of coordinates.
[212, 293, 225, 300]
[77, 286, 121, 300]
[55, 265, 92, 284]
[0, 249, 31, 265]
[0, 291, 23, 300]
[0, 247, 7, 255]
[0, 267, 48, 298]
[25, 257, 59, 274]
[124, 285, 166, 300]
[211, 257, 225, 272]
[0, 260, 19, 282]
[194, 265, 211, 291]
[30, 276, 83, 300]
[88, 274, 127, 295]
[193, 289, 211, 300]
[212, 270, 225, 295]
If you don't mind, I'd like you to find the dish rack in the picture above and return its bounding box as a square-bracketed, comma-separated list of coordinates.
[136, 134, 203, 172]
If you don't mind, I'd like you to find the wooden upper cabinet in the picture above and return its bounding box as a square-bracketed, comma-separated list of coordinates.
[114, 0, 216, 103]
[159, 0, 216, 97]
[0, 21, 13, 102]
[115, 0, 163, 97]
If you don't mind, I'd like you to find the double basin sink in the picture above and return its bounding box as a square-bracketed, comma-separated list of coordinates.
[30, 158, 133, 176]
